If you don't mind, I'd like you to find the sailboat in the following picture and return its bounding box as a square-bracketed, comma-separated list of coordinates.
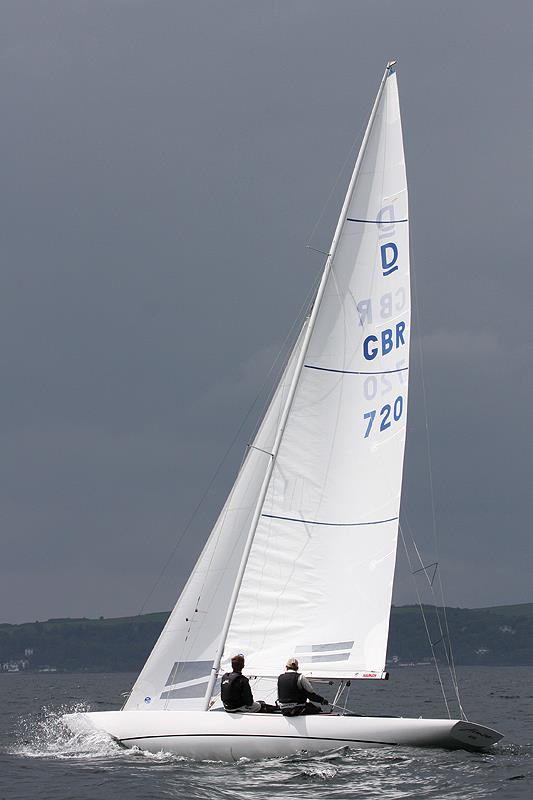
[66, 62, 502, 759]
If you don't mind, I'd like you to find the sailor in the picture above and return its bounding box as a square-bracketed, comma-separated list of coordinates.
[221, 654, 277, 713]
[277, 657, 329, 716]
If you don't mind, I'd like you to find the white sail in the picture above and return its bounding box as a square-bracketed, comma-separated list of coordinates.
[126, 65, 408, 710]
[125, 327, 307, 710]
[224, 67, 409, 680]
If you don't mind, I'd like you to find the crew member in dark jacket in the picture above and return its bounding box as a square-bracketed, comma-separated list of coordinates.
[277, 657, 329, 716]
[221, 654, 277, 713]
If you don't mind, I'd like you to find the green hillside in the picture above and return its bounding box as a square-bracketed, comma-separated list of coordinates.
[386, 603, 533, 667]
[1, 604, 532, 673]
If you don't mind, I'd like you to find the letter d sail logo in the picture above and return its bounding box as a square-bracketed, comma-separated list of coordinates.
[380, 242, 399, 276]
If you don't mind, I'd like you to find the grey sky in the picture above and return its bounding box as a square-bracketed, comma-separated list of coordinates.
[1, 1, 531, 623]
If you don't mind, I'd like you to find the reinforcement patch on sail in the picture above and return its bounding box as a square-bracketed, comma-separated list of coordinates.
[295, 641, 354, 654]
[160, 683, 209, 700]
[159, 660, 215, 700]
[165, 660, 213, 686]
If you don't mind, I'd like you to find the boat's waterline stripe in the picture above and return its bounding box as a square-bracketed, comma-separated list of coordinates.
[262, 513, 398, 528]
[346, 217, 408, 224]
[305, 364, 409, 376]
[119, 732, 398, 746]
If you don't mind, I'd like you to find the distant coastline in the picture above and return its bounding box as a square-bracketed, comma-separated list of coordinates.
[1, 603, 532, 674]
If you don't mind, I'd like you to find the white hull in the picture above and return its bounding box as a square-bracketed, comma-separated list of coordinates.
[65, 710, 502, 761]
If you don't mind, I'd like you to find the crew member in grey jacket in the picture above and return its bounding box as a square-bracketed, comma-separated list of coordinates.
[277, 657, 329, 716]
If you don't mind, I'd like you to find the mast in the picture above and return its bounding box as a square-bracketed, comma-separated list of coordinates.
[203, 61, 397, 709]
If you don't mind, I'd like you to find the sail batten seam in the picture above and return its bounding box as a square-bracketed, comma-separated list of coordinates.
[304, 364, 408, 376]
[346, 217, 408, 224]
[262, 513, 398, 527]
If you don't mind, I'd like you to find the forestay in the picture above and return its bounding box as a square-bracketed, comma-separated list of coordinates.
[224, 67, 410, 681]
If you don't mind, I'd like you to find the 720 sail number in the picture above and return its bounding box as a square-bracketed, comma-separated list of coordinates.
[363, 396, 404, 438]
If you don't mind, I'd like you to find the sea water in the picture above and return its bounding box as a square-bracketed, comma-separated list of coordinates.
[1, 667, 531, 799]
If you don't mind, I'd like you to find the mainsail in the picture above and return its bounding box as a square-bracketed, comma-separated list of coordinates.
[126, 63, 409, 711]
[225, 64, 409, 680]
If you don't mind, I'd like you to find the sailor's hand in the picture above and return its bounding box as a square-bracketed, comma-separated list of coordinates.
[320, 697, 329, 706]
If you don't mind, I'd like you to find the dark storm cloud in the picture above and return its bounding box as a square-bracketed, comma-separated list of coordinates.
[1, 1, 531, 622]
